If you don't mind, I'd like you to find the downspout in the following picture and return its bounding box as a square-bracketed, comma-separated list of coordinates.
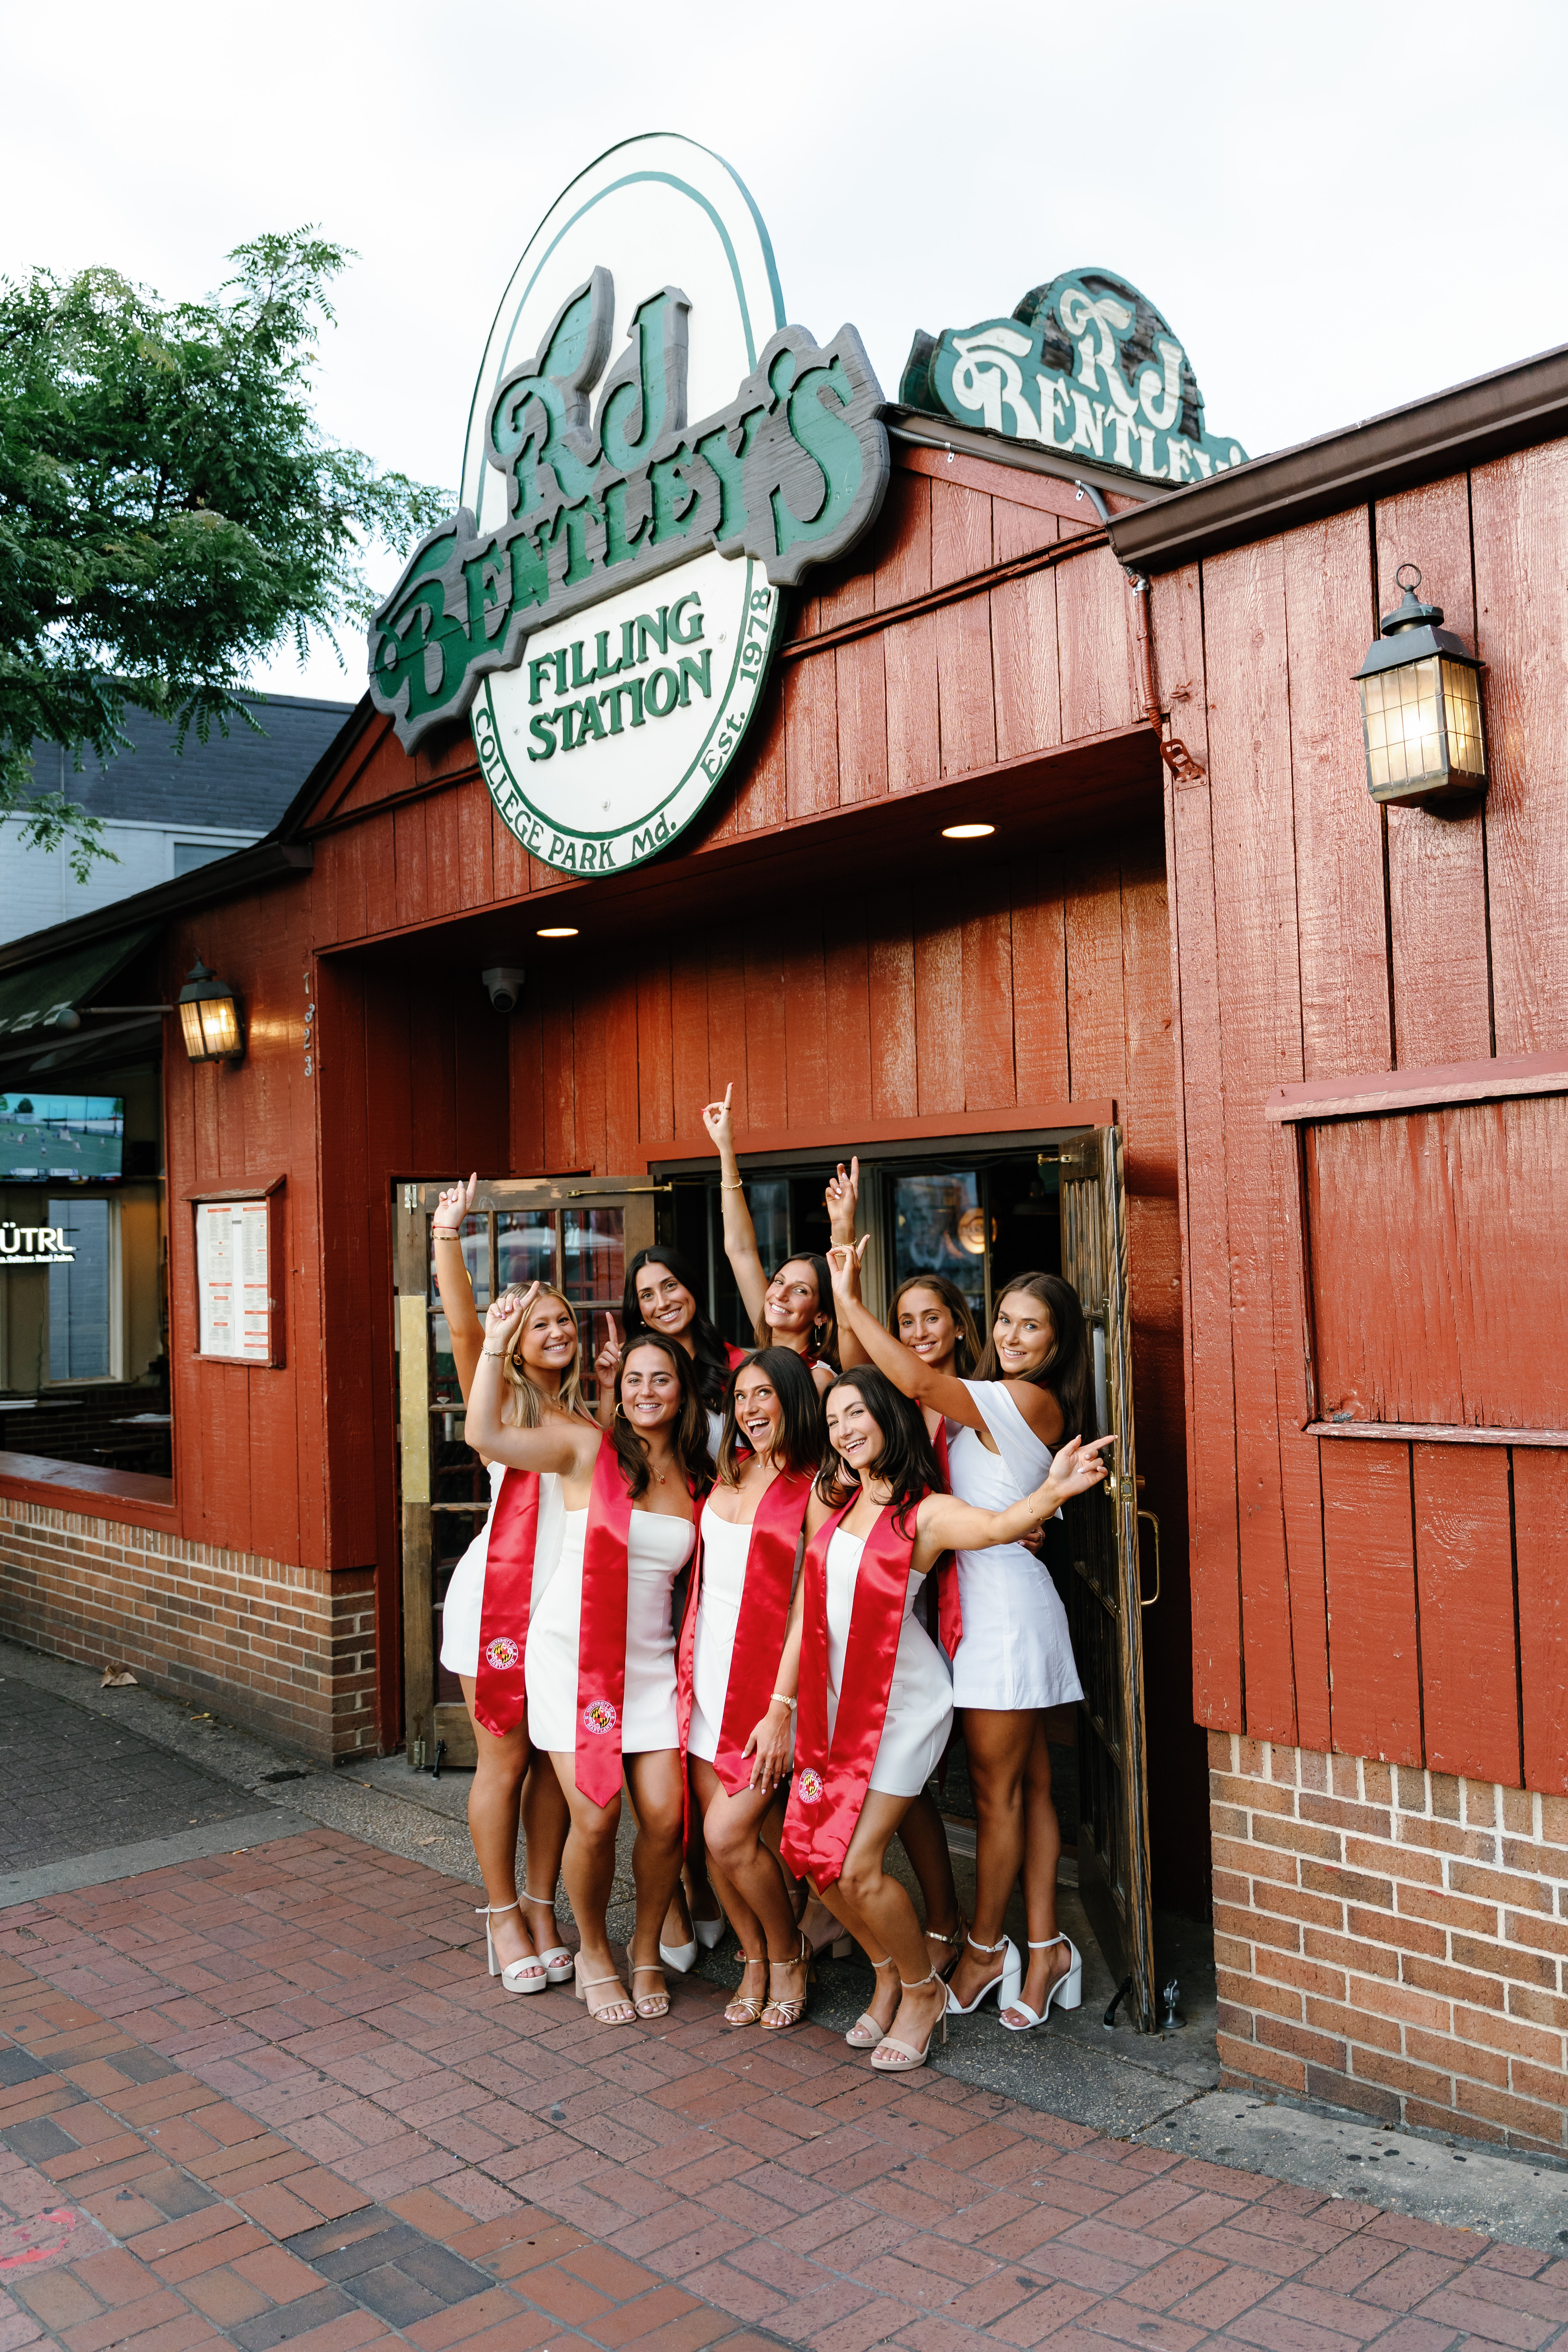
[1074, 480, 1206, 784]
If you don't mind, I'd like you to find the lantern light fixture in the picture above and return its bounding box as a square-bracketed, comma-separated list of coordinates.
[177, 960, 245, 1063]
[1353, 565, 1486, 813]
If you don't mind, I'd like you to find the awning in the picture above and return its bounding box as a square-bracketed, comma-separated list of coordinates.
[0, 927, 160, 1059]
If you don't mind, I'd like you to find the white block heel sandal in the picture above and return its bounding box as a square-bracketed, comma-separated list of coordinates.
[477, 1901, 546, 1994]
[522, 1889, 575, 1985]
[999, 1934, 1082, 2032]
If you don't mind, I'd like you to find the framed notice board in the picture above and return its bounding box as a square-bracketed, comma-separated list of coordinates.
[188, 1181, 285, 1367]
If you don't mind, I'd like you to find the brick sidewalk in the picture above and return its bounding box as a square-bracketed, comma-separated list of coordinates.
[1, 1828, 1564, 2352]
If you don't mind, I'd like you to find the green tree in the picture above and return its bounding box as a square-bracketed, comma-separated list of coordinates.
[0, 229, 447, 876]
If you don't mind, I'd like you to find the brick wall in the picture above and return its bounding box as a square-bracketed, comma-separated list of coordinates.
[0, 1496, 377, 1759]
[1211, 1731, 1568, 2154]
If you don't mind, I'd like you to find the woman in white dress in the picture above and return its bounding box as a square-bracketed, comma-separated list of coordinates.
[468, 1303, 713, 2027]
[431, 1180, 579, 1994]
[679, 1348, 821, 2032]
[829, 1249, 1101, 2033]
[779, 1360, 1111, 2074]
[700, 1085, 838, 1396]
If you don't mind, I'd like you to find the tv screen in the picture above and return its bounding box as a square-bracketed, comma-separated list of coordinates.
[0, 1095, 124, 1182]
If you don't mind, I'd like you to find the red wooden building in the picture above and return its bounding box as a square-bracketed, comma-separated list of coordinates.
[2, 335, 1565, 2158]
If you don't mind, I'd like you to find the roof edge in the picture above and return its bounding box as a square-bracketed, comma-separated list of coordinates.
[1107, 342, 1568, 573]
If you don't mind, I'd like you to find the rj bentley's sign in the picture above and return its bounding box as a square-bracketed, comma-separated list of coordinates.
[901, 267, 1246, 485]
[368, 136, 889, 875]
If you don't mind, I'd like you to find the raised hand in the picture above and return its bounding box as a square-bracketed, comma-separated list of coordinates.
[485, 1284, 537, 1352]
[432, 1173, 477, 1237]
[824, 1156, 860, 1244]
[825, 1236, 869, 1301]
[700, 1082, 735, 1152]
[595, 1311, 622, 1390]
[1043, 1432, 1115, 1507]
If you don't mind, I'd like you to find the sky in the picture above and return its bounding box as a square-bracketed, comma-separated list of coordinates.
[4, 0, 1564, 704]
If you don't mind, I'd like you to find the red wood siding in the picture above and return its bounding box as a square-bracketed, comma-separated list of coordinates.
[1157, 432, 1568, 1793]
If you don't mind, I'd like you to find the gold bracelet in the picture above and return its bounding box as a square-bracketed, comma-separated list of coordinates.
[721, 1180, 745, 1191]
[769, 1691, 797, 1710]
[482, 1349, 506, 1357]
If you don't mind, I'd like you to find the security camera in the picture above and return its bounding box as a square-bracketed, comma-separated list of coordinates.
[481, 966, 526, 1013]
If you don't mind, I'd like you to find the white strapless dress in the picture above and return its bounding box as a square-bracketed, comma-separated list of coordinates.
[946, 1382, 1083, 1712]
[525, 1505, 695, 1753]
[439, 1461, 566, 1679]
[687, 1510, 796, 1768]
[825, 1527, 952, 1797]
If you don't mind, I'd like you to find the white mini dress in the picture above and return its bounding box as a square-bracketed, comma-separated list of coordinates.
[946, 1382, 1084, 1713]
[687, 1510, 796, 1768]
[439, 1461, 565, 1679]
[525, 1505, 695, 1754]
[825, 1527, 952, 1798]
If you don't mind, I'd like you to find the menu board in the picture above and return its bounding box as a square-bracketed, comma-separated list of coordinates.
[196, 1198, 272, 1361]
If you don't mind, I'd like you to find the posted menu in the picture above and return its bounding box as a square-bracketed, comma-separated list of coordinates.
[196, 1200, 271, 1360]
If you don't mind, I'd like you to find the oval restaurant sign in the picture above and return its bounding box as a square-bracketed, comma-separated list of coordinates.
[901, 267, 1246, 485]
[368, 135, 889, 875]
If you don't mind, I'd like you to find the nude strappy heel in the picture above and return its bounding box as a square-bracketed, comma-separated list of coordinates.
[943, 1930, 1022, 2016]
[725, 1956, 768, 2026]
[521, 1889, 574, 1986]
[630, 1963, 670, 2020]
[999, 1935, 1082, 2032]
[477, 1901, 546, 1994]
[573, 1953, 634, 2024]
[845, 1955, 900, 2048]
[870, 1969, 948, 2073]
[759, 1933, 813, 2034]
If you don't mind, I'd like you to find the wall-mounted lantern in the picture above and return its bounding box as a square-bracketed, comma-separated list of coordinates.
[177, 960, 245, 1063]
[1353, 565, 1486, 813]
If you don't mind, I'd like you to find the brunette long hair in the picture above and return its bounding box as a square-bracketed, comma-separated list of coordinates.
[973, 1270, 1094, 1439]
[818, 1364, 941, 1537]
[715, 1346, 823, 1487]
[622, 1245, 733, 1412]
[753, 1250, 839, 1367]
[499, 1285, 595, 1428]
[889, 1271, 984, 1376]
[612, 1333, 715, 1499]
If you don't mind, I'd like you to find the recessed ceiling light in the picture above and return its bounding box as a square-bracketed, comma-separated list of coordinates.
[942, 822, 996, 839]
[535, 926, 579, 937]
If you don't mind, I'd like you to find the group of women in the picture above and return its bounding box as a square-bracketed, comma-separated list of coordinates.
[434, 1088, 1112, 2074]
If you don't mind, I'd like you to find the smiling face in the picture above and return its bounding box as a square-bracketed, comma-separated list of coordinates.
[993, 1289, 1057, 1379]
[732, 1362, 783, 1460]
[635, 1260, 697, 1344]
[826, 1382, 886, 1481]
[514, 1291, 579, 1385]
[764, 1257, 820, 1341]
[896, 1284, 960, 1374]
[620, 1342, 683, 1436]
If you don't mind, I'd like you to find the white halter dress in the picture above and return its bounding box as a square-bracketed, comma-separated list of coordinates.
[945, 1382, 1084, 1712]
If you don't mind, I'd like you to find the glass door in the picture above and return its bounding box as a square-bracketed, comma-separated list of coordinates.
[393, 1175, 662, 1769]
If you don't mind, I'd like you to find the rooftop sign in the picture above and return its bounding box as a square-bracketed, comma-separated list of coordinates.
[367, 136, 889, 875]
[901, 267, 1246, 486]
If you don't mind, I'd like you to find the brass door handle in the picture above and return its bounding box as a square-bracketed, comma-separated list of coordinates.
[1137, 1509, 1161, 1608]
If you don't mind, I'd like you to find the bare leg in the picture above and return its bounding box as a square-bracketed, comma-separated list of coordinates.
[624, 1749, 687, 2017]
[897, 1786, 962, 1966]
[827, 1791, 946, 2063]
[547, 1750, 632, 2022]
[946, 1708, 1034, 2010]
[459, 1675, 536, 1975]
[519, 1747, 571, 1957]
[696, 1759, 807, 2028]
[1002, 1720, 1070, 2027]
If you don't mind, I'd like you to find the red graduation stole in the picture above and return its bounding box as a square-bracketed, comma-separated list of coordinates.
[931, 1420, 963, 1658]
[724, 1341, 749, 1370]
[676, 1468, 812, 1797]
[780, 1494, 925, 1889]
[575, 1439, 701, 1807]
[472, 1469, 541, 1739]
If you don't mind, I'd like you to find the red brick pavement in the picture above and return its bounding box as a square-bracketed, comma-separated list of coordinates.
[1, 1826, 1564, 2352]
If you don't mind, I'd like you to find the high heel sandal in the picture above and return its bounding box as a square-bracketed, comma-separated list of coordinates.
[759, 1933, 813, 2034]
[630, 1963, 670, 2020]
[477, 1901, 546, 1994]
[870, 1969, 948, 2073]
[845, 1955, 900, 2048]
[924, 1918, 967, 1981]
[573, 1953, 634, 2024]
[521, 1889, 574, 1986]
[943, 1931, 1023, 2016]
[724, 1956, 768, 2027]
[693, 1909, 727, 1952]
[999, 1935, 1082, 2033]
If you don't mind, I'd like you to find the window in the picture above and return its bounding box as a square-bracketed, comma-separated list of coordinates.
[48, 1194, 118, 1381]
[172, 841, 229, 876]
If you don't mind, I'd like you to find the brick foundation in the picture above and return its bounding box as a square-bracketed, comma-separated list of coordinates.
[0, 1495, 377, 1759]
[1211, 1729, 1568, 2154]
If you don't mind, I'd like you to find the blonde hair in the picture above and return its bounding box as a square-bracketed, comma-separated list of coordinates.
[498, 1285, 595, 1426]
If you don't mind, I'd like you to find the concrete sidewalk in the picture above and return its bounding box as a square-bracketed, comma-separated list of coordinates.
[2, 1825, 1567, 2352]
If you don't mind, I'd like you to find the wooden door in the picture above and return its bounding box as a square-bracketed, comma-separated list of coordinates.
[393, 1175, 661, 1769]
[1056, 1126, 1157, 2031]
